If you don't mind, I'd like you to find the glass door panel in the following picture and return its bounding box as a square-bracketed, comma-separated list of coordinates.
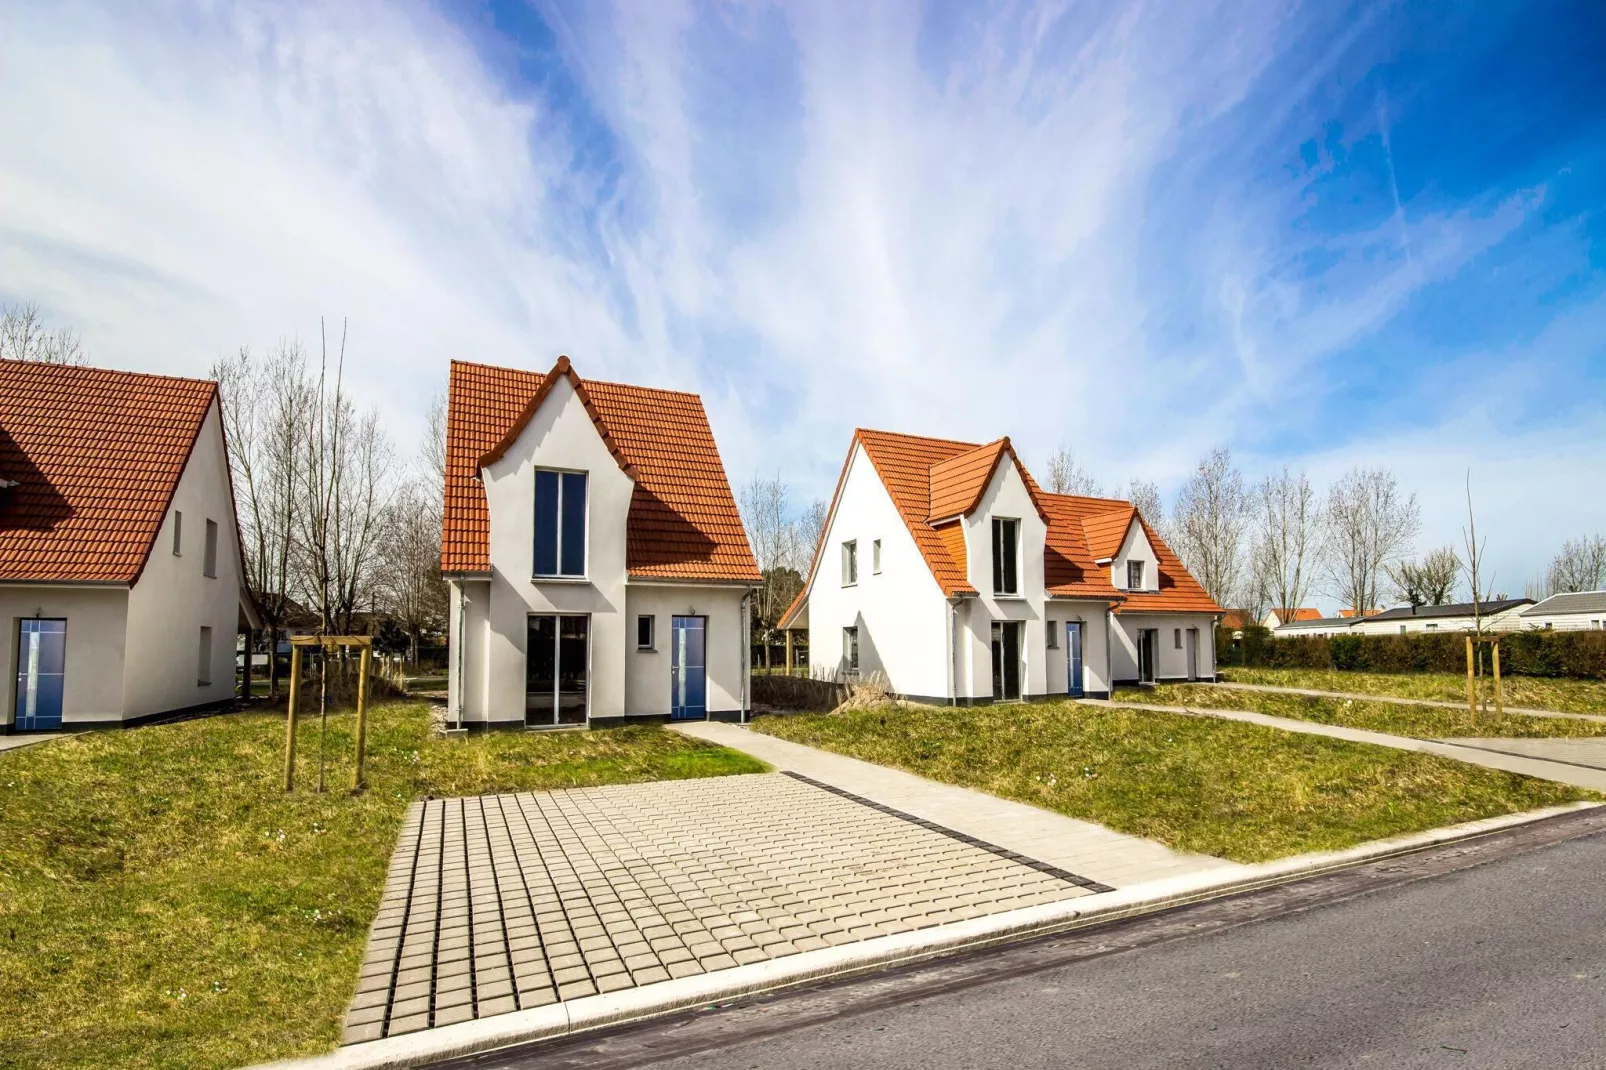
[557, 616, 589, 725]
[526, 615, 557, 725]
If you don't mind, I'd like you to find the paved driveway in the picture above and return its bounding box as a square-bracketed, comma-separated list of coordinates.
[346, 772, 1107, 1043]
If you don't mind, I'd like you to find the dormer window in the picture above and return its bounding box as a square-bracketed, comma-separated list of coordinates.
[992, 517, 1019, 595]
[534, 469, 588, 577]
[1127, 560, 1145, 590]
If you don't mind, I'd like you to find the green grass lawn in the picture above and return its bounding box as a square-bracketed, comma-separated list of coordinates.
[1125, 684, 1606, 740]
[752, 702, 1590, 865]
[1217, 666, 1606, 714]
[0, 703, 764, 1070]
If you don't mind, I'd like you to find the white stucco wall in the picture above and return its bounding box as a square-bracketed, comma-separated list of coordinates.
[1043, 600, 1113, 697]
[805, 444, 951, 698]
[623, 584, 746, 716]
[479, 375, 635, 723]
[1520, 611, 1606, 632]
[955, 459, 1052, 700]
[447, 578, 492, 723]
[1, 585, 129, 726]
[124, 402, 244, 719]
[1111, 520, 1159, 592]
[1111, 613, 1217, 683]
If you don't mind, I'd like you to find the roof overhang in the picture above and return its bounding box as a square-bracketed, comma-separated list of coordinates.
[0, 578, 132, 588]
[626, 576, 760, 589]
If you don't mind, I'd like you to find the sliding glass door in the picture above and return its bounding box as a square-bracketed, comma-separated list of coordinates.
[526, 614, 589, 726]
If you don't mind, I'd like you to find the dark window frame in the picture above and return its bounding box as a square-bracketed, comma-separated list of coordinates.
[637, 614, 656, 651]
[1127, 559, 1145, 590]
[991, 517, 1019, 596]
[534, 468, 589, 578]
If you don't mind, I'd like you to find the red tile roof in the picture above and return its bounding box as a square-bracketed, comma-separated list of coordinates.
[0, 360, 217, 583]
[1337, 607, 1381, 618]
[1285, 607, 1324, 622]
[441, 358, 760, 583]
[787, 427, 1219, 615]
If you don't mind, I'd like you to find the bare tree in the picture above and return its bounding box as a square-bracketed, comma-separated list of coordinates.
[1462, 473, 1494, 630]
[1045, 445, 1106, 497]
[794, 498, 829, 570]
[422, 391, 447, 491]
[211, 342, 311, 697]
[1127, 479, 1163, 524]
[1325, 466, 1420, 617]
[376, 477, 448, 662]
[0, 302, 87, 364]
[296, 320, 395, 637]
[1387, 546, 1461, 607]
[1170, 447, 1249, 608]
[1546, 534, 1606, 594]
[739, 474, 803, 668]
[1249, 466, 1325, 622]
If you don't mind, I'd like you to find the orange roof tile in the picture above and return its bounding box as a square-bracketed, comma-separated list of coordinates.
[854, 429, 979, 596]
[1081, 506, 1137, 561]
[440, 358, 760, 583]
[1037, 493, 1124, 602]
[0, 360, 217, 583]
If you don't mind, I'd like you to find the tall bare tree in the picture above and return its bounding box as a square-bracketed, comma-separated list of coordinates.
[296, 321, 394, 636]
[1249, 466, 1325, 622]
[1171, 447, 1249, 608]
[1546, 534, 1606, 594]
[739, 474, 803, 667]
[1045, 445, 1106, 497]
[1462, 473, 1494, 634]
[0, 302, 87, 364]
[1325, 466, 1420, 617]
[211, 341, 311, 697]
[1387, 546, 1461, 607]
[377, 478, 447, 662]
[794, 498, 829, 570]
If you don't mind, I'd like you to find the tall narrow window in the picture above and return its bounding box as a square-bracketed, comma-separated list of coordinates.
[1127, 560, 1144, 590]
[843, 626, 859, 672]
[991, 518, 1019, 595]
[1174, 627, 1182, 649]
[534, 469, 588, 577]
[872, 539, 882, 574]
[637, 614, 656, 651]
[203, 519, 218, 578]
[842, 540, 858, 586]
[172, 510, 183, 555]
[197, 626, 213, 686]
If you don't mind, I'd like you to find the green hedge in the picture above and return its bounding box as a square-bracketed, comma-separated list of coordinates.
[1216, 624, 1606, 680]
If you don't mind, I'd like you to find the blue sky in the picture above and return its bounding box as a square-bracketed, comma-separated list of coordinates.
[1, 0, 1602, 602]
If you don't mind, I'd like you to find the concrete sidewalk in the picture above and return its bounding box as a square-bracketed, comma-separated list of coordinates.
[674, 721, 1240, 890]
[0, 732, 77, 754]
[1089, 698, 1606, 791]
[1208, 680, 1606, 723]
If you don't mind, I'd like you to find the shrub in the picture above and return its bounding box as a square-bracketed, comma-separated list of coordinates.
[1240, 629, 1606, 679]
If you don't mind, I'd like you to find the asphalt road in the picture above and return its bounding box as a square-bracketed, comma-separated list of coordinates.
[442, 814, 1606, 1070]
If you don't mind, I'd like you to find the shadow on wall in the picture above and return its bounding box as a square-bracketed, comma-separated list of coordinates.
[0, 425, 72, 532]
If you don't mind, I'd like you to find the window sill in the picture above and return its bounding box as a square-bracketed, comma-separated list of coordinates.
[842, 582, 857, 588]
[992, 593, 1026, 601]
[533, 575, 591, 584]
[637, 647, 657, 653]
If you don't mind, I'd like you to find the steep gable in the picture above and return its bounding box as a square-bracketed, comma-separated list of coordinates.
[441, 358, 760, 583]
[0, 361, 218, 583]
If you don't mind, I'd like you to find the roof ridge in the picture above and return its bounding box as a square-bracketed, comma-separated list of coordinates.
[448, 357, 706, 400]
[0, 358, 218, 391]
[856, 426, 984, 450]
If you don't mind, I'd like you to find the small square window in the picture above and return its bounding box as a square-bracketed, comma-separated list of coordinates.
[1047, 622, 1058, 649]
[842, 540, 858, 586]
[1127, 560, 1144, 590]
[203, 518, 218, 578]
[637, 615, 655, 651]
[872, 538, 882, 574]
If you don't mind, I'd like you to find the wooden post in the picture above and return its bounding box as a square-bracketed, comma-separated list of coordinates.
[1465, 635, 1476, 716]
[1492, 640, 1504, 716]
[284, 644, 302, 792]
[353, 644, 371, 792]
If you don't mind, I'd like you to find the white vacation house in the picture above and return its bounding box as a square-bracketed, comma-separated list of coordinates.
[2, 361, 257, 731]
[779, 430, 1222, 701]
[1349, 598, 1534, 635]
[1520, 591, 1606, 631]
[440, 357, 762, 728]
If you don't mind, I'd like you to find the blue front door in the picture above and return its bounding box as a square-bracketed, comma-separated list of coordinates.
[1065, 621, 1084, 698]
[670, 616, 707, 721]
[15, 619, 66, 731]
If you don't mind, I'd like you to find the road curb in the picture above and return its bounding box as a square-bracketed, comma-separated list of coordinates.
[246, 800, 1599, 1070]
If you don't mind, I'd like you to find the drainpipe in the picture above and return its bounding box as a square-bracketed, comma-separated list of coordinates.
[740, 588, 752, 723]
[451, 578, 465, 730]
[1105, 604, 1116, 697]
[946, 597, 958, 706]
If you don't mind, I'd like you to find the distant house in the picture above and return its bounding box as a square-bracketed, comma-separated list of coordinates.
[440, 357, 761, 728]
[2, 361, 258, 731]
[1520, 591, 1606, 631]
[1337, 608, 1383, 619]
[778, 429, 1221, 700]
[1269, 614, 1357, 639]
[1350, 599, 1534, 635]
[1220, 609, 1257, 633]
[1262, 607, 1323, 628]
